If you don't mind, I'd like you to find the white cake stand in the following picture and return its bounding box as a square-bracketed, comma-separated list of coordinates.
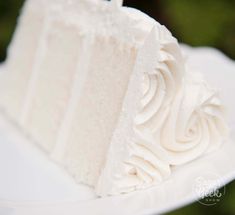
[0, 45, 235, 215]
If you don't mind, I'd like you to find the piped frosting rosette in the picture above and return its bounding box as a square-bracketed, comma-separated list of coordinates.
[160, 71, 229, 165]
[109, 130, 172, 195]
[135, 25, 184, 133]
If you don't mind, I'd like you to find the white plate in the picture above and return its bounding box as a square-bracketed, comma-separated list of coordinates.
[0, 45, 235, 215]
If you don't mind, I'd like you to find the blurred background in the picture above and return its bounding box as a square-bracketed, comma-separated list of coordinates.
[0, 0, 235, 214]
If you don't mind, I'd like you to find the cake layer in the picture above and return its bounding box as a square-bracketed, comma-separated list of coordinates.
[21, 20, 84, 152]
[0, 0, 47, 120]
[63, 36, 137, 186]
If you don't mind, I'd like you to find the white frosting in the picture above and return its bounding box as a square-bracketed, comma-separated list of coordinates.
[161, 71, 229, 165]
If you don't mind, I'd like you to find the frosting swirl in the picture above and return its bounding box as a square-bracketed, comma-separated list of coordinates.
[126, 130, 170, 185]
[160, 71, 228, 165]
[135, 25, 184, 133]
[103, 130, 171, 195]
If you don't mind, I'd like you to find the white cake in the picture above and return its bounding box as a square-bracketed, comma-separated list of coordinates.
[0, 0, 228, 196]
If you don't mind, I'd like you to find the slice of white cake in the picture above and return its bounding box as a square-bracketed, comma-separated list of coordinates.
[0, 0, 228, 197]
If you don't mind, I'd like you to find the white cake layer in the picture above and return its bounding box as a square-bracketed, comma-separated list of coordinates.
[0, 0, 46, 120]
[21, 21, 84, 152]
[63, 36, 137, 186]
